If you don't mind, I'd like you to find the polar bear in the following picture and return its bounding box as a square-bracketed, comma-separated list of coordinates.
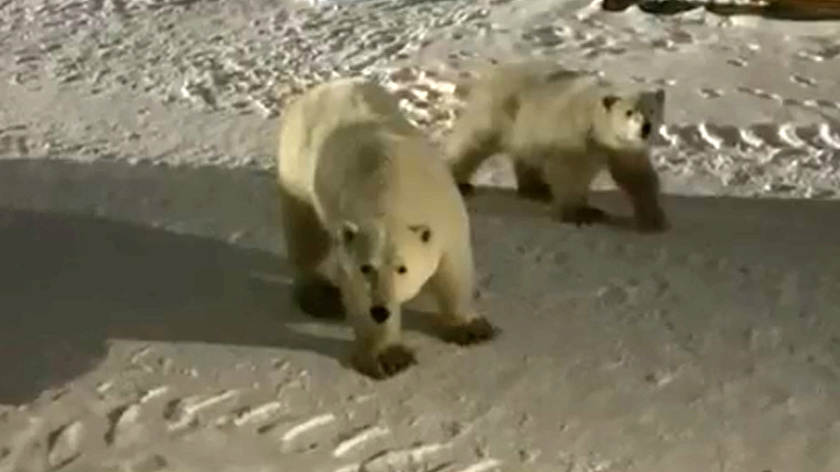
[276, 77, 498, 379]
[448, 61, 669, 232]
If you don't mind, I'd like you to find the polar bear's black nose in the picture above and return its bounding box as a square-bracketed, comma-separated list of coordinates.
[641, 121, 652, 139]
[370, 305, 390, 324]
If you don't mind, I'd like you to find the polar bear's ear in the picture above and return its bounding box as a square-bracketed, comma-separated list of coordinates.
[338, 221, 359, 245]
[602, 95, 620, 111]
[408, 224, 432, 244]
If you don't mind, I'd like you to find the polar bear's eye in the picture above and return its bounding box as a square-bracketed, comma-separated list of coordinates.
[625, 110, 633, 118]
[360, 264, 373, 275]
[396, 265, 407, 275]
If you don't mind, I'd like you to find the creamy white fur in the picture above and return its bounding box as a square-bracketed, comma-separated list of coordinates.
[276, 77, 486, 377]
[448, 61, 667, 230]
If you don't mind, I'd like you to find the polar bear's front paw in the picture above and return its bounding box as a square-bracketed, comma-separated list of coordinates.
[441, 317, 499, 346]
[354, 344, 417, 380]
[293, 278, 345, 319]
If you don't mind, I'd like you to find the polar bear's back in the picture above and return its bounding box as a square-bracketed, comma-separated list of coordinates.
[315, 121, 460, 222]
[454, 61, 604, 155]
[277, 78, 466, 242]
[507, 73, 604, 156]
[277, 78, 413, 198]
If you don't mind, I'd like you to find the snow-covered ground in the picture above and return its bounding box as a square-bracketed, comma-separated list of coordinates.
[1, 0, 839, 471]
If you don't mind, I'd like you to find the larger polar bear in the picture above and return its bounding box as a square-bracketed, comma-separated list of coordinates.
[448, 60, 669, 233]
[276, 77, 498, 379]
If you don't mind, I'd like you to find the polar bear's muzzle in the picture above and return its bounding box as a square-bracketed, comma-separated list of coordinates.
[370, 305, 391, 323]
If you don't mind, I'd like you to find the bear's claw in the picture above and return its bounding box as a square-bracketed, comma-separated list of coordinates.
[377, 344, 417, 378]
[441, 317, 499, 345]
[355, 344, 417, 380]
[559, 205, 607, 226]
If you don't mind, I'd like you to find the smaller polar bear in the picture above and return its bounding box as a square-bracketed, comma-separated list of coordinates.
[276, 77, 497, 379]
[448, 61, 669, 232]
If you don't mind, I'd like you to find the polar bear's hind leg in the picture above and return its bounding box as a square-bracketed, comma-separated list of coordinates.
[512, 159, 552, 201]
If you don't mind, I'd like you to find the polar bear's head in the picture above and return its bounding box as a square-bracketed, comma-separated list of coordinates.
[333, 220, 439, 324]
[593, 88, 665, 152]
